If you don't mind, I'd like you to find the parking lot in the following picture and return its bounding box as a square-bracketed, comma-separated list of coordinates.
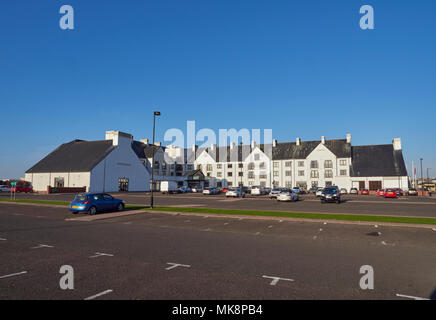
[1, 194, 436, 300]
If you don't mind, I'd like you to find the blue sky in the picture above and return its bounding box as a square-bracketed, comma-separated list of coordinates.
[0, 0, 435, 179]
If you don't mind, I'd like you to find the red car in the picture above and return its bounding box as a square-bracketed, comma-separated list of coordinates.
[12, 185, 33, 193]
[377, 189, 385, 196]
[221, 188, 228, 193]
[360, 189, 370, 195]
[384, 189, 398, 198]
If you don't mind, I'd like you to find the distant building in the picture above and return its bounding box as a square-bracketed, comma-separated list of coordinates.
[25, 131, 409, 193]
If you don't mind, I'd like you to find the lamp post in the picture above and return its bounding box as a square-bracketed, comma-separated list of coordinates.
[150, 111, 161, 208]
[420, 158, 423, 196]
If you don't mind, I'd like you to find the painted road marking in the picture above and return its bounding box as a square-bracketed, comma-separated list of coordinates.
[381, 241, 395, 246]
[204, 228, 212, 231]
[432, 228, 436, 232]
[166, 263, 191, 270]
[89, 252, 114, 258]
[84, 289, 113, 300]
[396, 294, 429, 300]
[262, 275, 294, 286]
[30, 244, 53, 249]
[224, 222, 229, 225]
[0, 271, 28, 279]
[0, 238, 6, 241]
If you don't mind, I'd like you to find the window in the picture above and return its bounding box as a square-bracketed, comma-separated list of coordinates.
[206, 164, 212, 171]
[187, 164, 194, 171]
[196, 164, 201, 170]
[248, 181, 254, 186]
[311, 181, 318, 187]
[260, 181, 266, 187]
[54, 177, 64, 188]
[217, 163, 222, 169]
[259, 162, 265, 169]
[339, 159, 347, 166]
[248, 162, 255, 170]
[217, 172, 222, 177]
[298, 170, 305, 176]
[238, 172, 243, 177]
[324, 160, 333, 168]
[227, 172, 233, 177]
[298, 161, 304, 167]
[285, 181, 292, 188]
[154, 161, 160, 169]
[273, 162, 279, 168]
[254, 154, 260, 161]
[162, 163, 167, 170]
[285, 161, 292, 167]
[273, 171, 279, 176]
[285, 170, 292, 176]
[325, 170, 333, 178]
[238, 163, 243, 168]
[325, 181, 333, 187]
[340, 169, 347, 176]
[311, 170, 319, 178]
[248, 171, 255, 179]
[228, 182, 233, 187]
[227, 164, 233, 168]
[310, 161, 318, 169]
[176, 165, 183, 171]
[259, 171, 267, 179]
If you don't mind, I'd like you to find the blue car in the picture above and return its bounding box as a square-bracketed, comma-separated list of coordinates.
[69, 193, 125, 215]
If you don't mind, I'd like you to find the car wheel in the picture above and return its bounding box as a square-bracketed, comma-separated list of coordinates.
[117, 203, 124, 211]
[336, 199, 341, 204]
[71, 211, 79, 215]
[321, 199, 325, 203]
[88, 206, 97, 215]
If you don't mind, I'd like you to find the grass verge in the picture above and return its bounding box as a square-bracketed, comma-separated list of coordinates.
[1, 198, 436, 226]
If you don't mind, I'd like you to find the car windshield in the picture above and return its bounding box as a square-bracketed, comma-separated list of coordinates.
[74, 194, 88, 201]
[324, 188, 337, 194]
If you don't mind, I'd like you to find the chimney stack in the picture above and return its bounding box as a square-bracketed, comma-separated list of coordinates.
[211, 144, 216, 151]
[346, 133, 351, 144]
[251, 140, 256, 149]
[140, 139, 149, 145]
[296, 138, 301, 146]
[272, 139, 277, 147]
[154, 142, 161, 147]
[393, 138, 402, 150]
[321, 136, 325, 144]
[230, 142, 236, 150]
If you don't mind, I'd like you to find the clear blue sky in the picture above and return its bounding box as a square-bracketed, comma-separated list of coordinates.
[1, 0, 435, 179]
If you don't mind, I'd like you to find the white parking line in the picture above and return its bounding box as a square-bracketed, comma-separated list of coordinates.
[396, 293, 429, 300]
[166, 263, 191, 270]
[262, 275, 294, 286]
[30, 244, 53, 249]
[0, 238, 6, 241]
[0, 271, 28, 279]
[84, 289, 113, 300]
[381, 241, 395, 246]
[89, 252, 114, 258]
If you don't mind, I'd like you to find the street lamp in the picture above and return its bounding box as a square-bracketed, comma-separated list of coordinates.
[150, 111, 161, 208]
[420, 158, 424, 196]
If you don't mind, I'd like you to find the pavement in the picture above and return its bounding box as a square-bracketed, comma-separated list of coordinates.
[0, 202, 435, 300]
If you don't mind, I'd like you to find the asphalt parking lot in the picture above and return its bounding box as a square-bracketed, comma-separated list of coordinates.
[0, 202, 435, 300]
[2, 191, 436, 217]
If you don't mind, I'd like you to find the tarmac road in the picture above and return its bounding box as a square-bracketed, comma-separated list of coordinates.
[0, 203, 435, 300]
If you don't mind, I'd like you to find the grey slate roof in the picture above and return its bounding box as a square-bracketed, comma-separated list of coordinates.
[26, 140, 115, 173]
[131, 141, 164, 159]
[350, 145, 407, 177]
[272, 139, 351, 160]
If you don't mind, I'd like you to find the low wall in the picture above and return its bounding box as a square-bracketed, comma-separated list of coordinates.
[47, 186, 86, 194]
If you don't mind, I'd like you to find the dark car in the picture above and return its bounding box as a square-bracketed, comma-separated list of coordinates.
[393, 188, 403, 196]
[320, 187, 341, 204]
[69, 193, 125, 215]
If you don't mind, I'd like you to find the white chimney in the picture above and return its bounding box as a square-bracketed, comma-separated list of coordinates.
[296, 138, 301, 146]
[192, 144, 196, 153]
[251, 140, 256, 149]
[154, 142, 161, 146]
[321, 136, 325, 144]
[272, 139, 277, 147]
[346, 133, 351, 144]
[211, 144, 216, 151]
[393, 138, 402, 150]
[140, 139, 149, 145]
[105, 131, 133, 146]
[230, 142, 236, 150]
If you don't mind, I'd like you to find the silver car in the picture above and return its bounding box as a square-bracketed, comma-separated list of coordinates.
[277, 191, 299, 202]
[226, 188, 245, 198]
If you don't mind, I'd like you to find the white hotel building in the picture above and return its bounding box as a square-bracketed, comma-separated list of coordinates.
[25, 131, 409, 193]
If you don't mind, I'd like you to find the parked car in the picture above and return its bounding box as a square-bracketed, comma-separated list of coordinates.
[251, 186, 265, 196]
[315, 187, 324, 197]
[69, 193, 124, 215]
[191, 186, 203, 193]
[12, 185, 33, 193]
[376, 189, 385, 196]
[309, 187, 318, 194]
[292, 187, 302, 194]
[320, 187, 341, 204]
[407, 188, 418, 196]
[269, 188, 283, 199]
[203, 187, 219, 195]
[277, 191, 299, 202]
[384, 189, 398, 198]
[393, 188, 403, 196]
[178, 186, 191, 193]
[340, 188, 348, 194]
[360, 189, 370, 195]
[0, 185, 11, 192]
[221, 187, 229, 193]
[350, 188, 358, 195]
[226, 187, 245, 198]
